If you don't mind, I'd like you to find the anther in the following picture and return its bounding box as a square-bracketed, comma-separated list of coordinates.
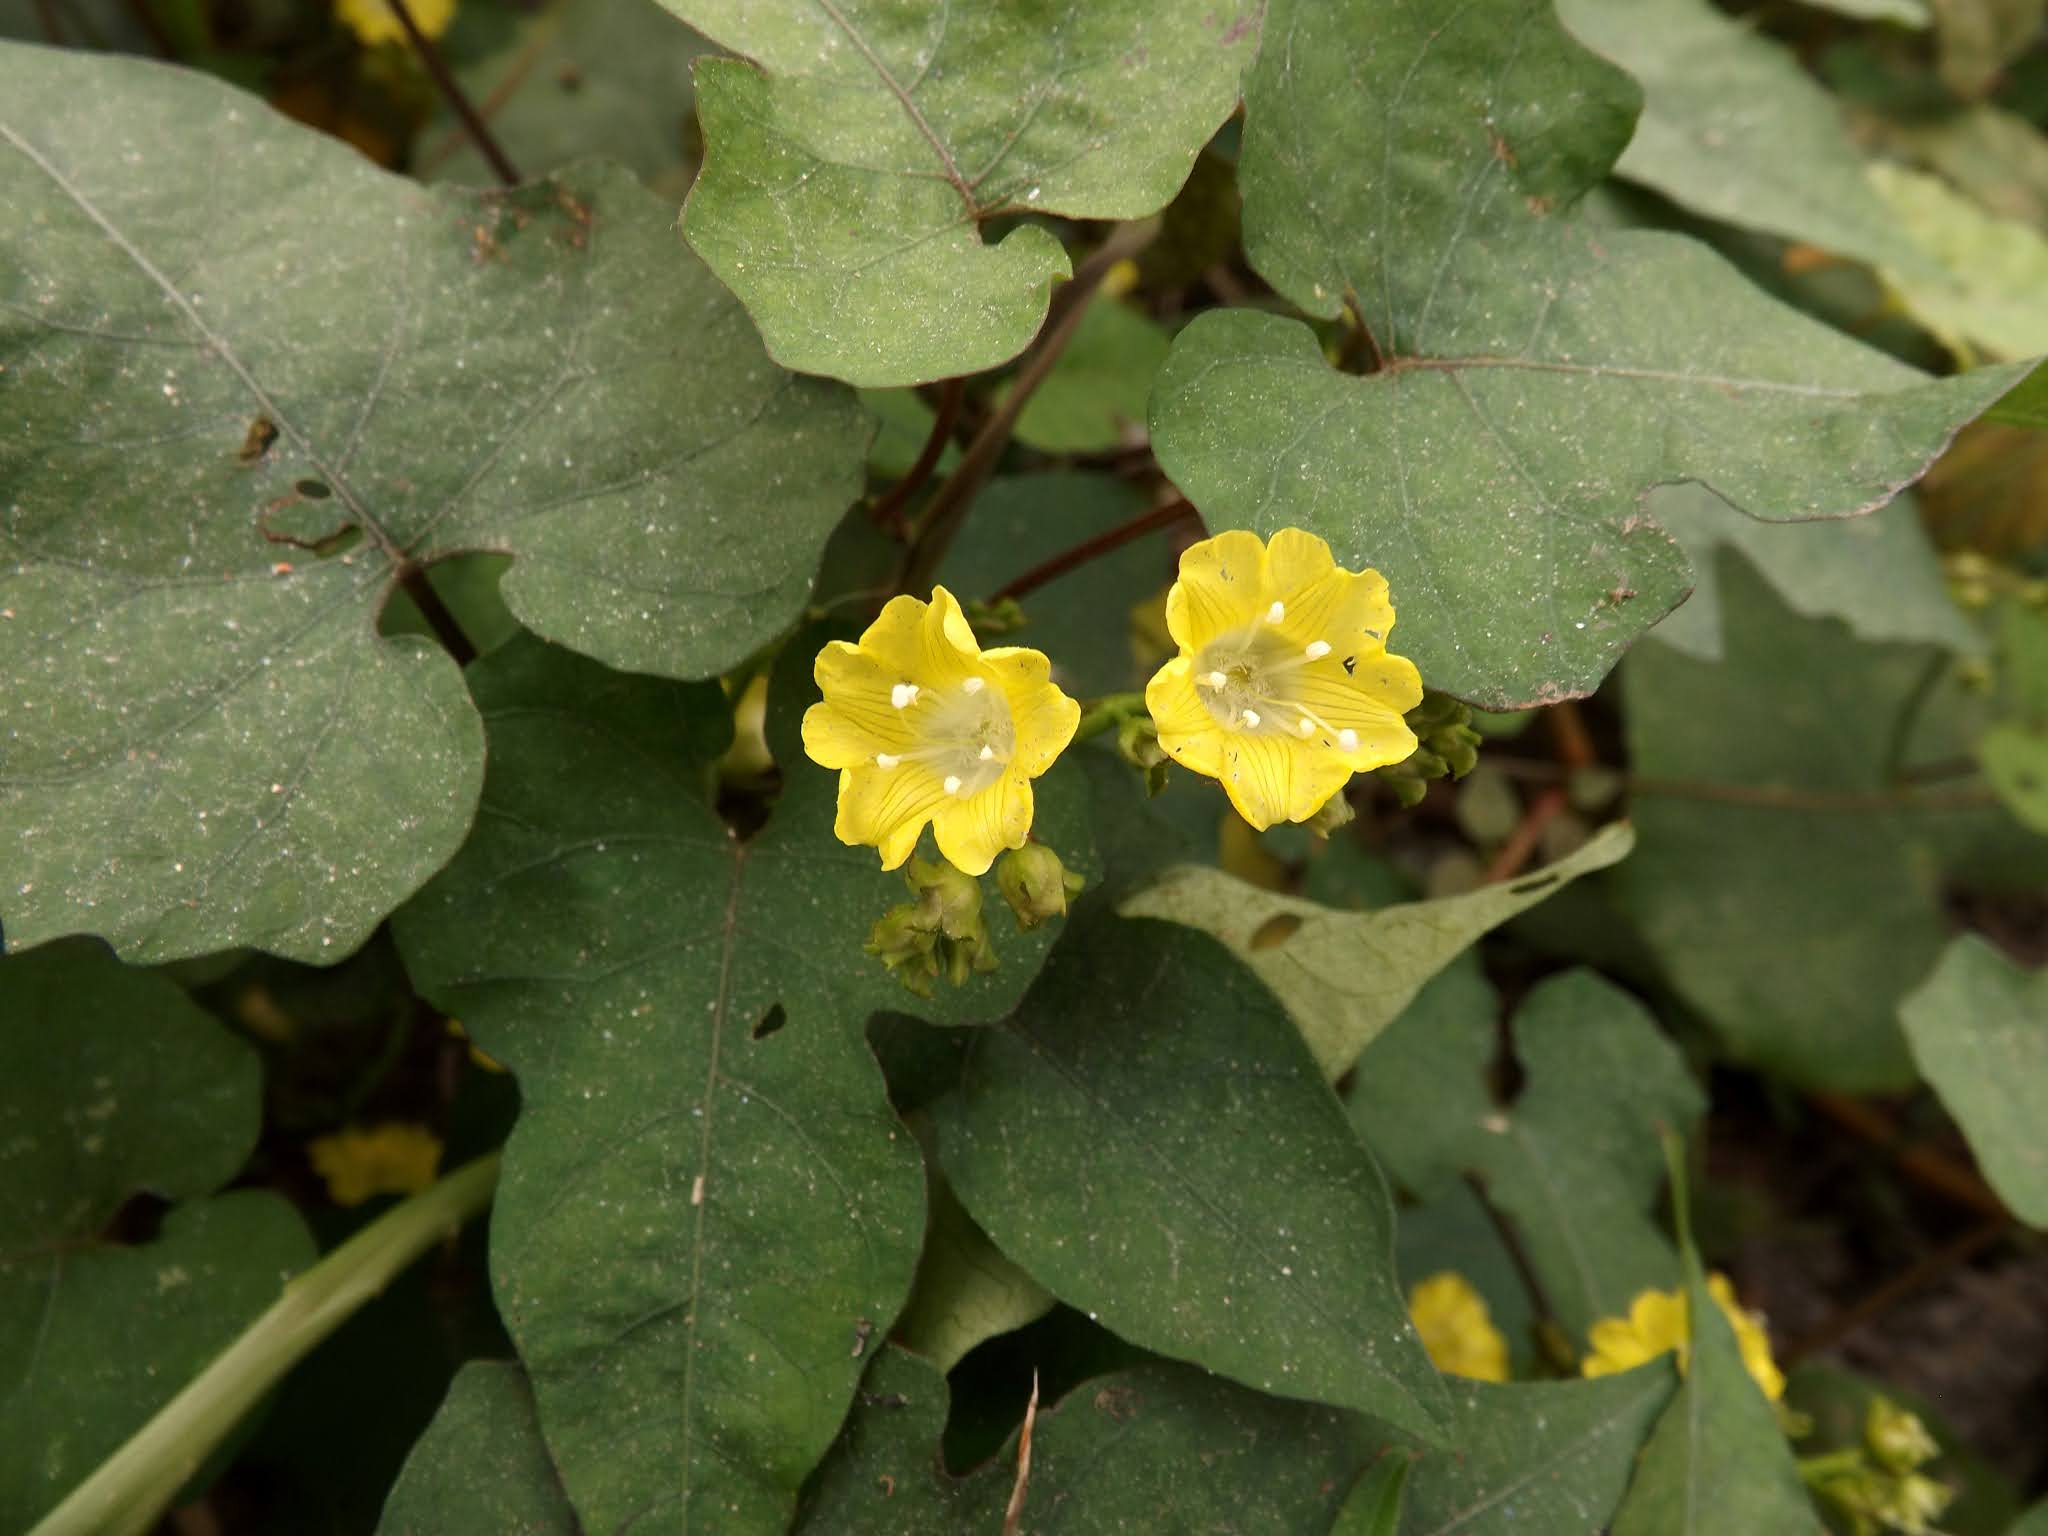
[875, 752, 900, 769]
[962, 676, 985, 695]
[1266, 601, 1286, 623]
[1304, 640, 1331, 660]
[1338, 728, 1359, 752]
[891, 683, 919, 709]
[1241, 709, 1261, 728]
[1296, 718, 1315, 737]
[943, 775, 964, 795]
[1203, 671, 1228, 689]
[978, 745, 995, 761]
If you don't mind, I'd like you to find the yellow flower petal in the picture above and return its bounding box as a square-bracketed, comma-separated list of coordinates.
[1408, 1271, 1511, 1383]
[336, 0, 454, 46]
[932, 776, 1034, 876]
[1579, 1273, 1785, 1403]
[1165, 528, 1268, 651]
[1145, 527, 1425, 827]
[805, 589, 1080, 869]
[308, 1123, 443, 1207]
[1146, 656, 1226, 779]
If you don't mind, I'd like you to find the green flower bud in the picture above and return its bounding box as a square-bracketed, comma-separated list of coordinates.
[1865, 1397, 1940, 1474]
[864, 903, 942, 998]
[904, 857, 985, 941]
[1116, 713, 1166, 769]
[996, 844, 1085, 930]
[1305, 791, 1356, 838]
[1876, 1473, 1952, 1535]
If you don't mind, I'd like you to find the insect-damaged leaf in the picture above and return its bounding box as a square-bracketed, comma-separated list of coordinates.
[1, 45, 865, 961]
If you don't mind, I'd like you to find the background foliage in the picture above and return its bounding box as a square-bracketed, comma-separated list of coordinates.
[4, 0, 2048, 1530]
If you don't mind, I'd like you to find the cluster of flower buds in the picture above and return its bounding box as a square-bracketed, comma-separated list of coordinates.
[866, 848, 1087, 996]
[1804, 1396, 1953, 1536]
[1374, 690, 1482, 808]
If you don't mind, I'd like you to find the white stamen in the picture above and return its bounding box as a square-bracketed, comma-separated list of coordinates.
[1304, 640, 1331, 660]
[978, 745, 994, 761]
[890, 683, 919, 709]
[1297, 718, 1315, 737]
[962, 676, 985, 694]
[1241, 709, 1261, 728]
[1338, 728, 1359, 752]
[875, 752, 900, 769]
[1266, 600, 1286, 623]
[1203, 671, 1228, 689]
[943, 774, 964, 795]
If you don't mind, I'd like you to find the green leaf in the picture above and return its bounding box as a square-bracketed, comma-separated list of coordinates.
[1557, 0, 1933, 274]
[376, 1362, 577, 1536]
[937, 472, 1178, 699]
[1612, 551, 2037, 1090]
[1647, 486, 1979, 663]
[0, 938, 313, 1529]
[1930, 0, 2047, 99]
[1353, 968, 1703, 1342]
[1900, 935, 2048, 1226]
[930, 912, 1452, 1439]
[425, 0, 716, 198]
[1334, 1456, 1409, 1536]
[1403, 1371, 1677, 1535]
[393, 634, 1094, 1533]
[1805, 0, 1930, 19]
[1987, 358, 2048, 429]
[1121, 821, 1636, 1080]
[797, 1346, 1380, 1531]
[1609, 1261, 1816, 1532]
[2013, 1499, 2048, 1535]
[667, 0, 1259, 386]
[1866, 161, 2048, 363]
[1, 46, 867, 963]
[1002, 299, 1171, 454]
[891, 1121, 1054, 1373]
[1148, 0, 2025, 708]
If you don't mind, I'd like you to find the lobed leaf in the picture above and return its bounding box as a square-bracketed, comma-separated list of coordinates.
[1, 44, 866, 962]
[1149, 0, 2027, 707]
[393, 633, 1094, 1534]
[667, 0, 1259, 386]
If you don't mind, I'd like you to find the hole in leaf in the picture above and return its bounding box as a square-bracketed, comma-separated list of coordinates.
[294, 477, 333, 499]
[1249, 913, 1300, 950]
[751, 1002, 787, 1040]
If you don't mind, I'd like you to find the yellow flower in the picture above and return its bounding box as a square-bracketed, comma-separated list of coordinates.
[336, 0, 454, 48]
[1581, 1272, 1785, 1403]
[1144, 529, 1423, 830]
[308, 1123, 443, 1207]
[1408, 1271, 1510, 1382]
[802, 587, 1080, 877]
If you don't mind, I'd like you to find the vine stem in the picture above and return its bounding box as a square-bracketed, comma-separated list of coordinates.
[869, 377, 964, 537]
[29, 1154, 502, 1536]
[395, 561, 479, 666]
[385, 0, 521, 188]
[991, 496, 1202, 602]
[897, 218, 1160, 596]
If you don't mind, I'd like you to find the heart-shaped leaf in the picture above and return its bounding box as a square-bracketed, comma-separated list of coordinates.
[1, 45, 866, 962]
[376, 1362, 576, 1535]
[1149, 0, 2026, 707]
[393, 633, 1095, 1533]
[668, 0, 1260, 386]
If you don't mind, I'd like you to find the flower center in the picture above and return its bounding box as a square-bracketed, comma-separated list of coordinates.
[1194, 627, 1359, 752]
[877, 675, 1015, 795]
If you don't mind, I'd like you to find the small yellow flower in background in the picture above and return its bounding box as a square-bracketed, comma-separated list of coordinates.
[1408, 1271, 1510, 1382]
[802, 586, 1081, 877]
[1581, 1272, 1786, 1403]
[1144, 528, 1423, 830]
[336, 0, 454, 48]
[308, 1123, 443, 1207]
